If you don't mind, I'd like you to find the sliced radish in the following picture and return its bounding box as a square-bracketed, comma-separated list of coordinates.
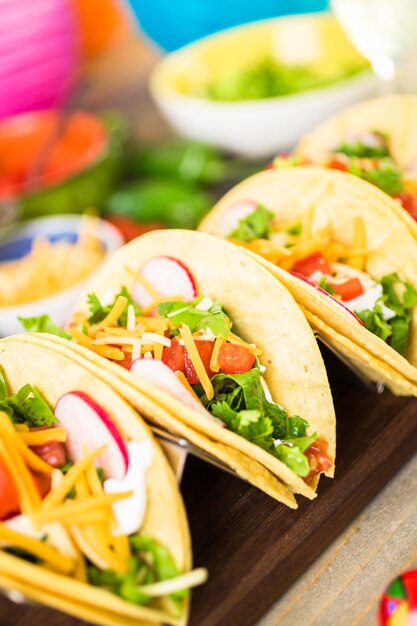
[132, 256, 197, 308]
[290, 271, 364, 326]
[130, 358, 222, 424]
[54, 391, 129, 480]
[217, 200, 259, 236]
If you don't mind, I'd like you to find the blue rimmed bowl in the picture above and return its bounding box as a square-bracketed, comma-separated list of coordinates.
[0, 214, 124, 337]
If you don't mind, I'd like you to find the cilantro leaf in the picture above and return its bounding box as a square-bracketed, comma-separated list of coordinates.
[0, 368, 56, 427]
[158, 297, 230, 338]
[228, 205, 274, 242]
[19, 315, 71, 339]
[87, 287, 140, 326]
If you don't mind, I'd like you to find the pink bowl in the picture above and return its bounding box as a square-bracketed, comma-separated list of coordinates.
[0, 0, 78, 119]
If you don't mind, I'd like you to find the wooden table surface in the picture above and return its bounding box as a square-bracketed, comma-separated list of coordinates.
[2, 30, 417, 626]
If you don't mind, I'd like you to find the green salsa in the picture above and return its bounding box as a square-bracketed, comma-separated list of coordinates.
[189, 57, 368, 102]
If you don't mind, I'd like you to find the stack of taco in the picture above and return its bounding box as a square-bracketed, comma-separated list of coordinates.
[0, 338, 205, 625]
[199, 166, 417, 396]
[19, 229, 336, 508]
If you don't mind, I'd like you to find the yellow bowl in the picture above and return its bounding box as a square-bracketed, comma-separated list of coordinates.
[150, 13, 378, 157]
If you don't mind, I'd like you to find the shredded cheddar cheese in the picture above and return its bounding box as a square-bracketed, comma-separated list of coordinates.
[228, 332, 263, 356]
[42, 446, 106, 508]
[0, 524, 75, 574]
[179, 325, 214, 400]
[90, 295, 128, 332]
[18, 427, 67, 447]
[33, 492, 133, 526]
[210, 337, 225, 373]
[348, 216, 367, 270]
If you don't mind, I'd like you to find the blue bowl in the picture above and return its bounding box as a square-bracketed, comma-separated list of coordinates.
[128, 0, 329, 51]
[0, 214, 124, 337]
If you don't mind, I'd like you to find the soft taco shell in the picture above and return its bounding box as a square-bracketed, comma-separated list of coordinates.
[9, 333, 298, 507]
[296, 94, 417, 172]
[199, 167, 417, 391]
[0, 338, 190, 626]
[67, 229, 336, 497]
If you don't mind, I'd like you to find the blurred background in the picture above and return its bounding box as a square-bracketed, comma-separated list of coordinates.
[0, 0, 416, 334]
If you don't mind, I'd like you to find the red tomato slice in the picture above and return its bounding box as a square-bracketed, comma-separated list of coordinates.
[162, 338, 185, 373]
[305, 439, 332, 481]
[0, 457, 20, 520]
[293, 252, 332, 277]
[184, 340, 215, 385]
[218, 343, 256, 375]
[397, 192, 417, 221]
[328, 277, 364, 301]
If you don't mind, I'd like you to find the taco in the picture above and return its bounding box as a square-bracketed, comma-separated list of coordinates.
[198, 166, 417, 394]
[292, 94, 417, 223]
[0, 337, 205, 626]
[20, 230, 336, 506]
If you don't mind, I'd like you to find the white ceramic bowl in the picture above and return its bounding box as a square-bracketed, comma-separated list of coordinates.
[150, 13, 379, 158]
[0, 215, 124, 337]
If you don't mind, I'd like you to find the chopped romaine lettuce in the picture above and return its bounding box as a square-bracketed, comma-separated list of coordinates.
[197, 367, 316, 476]
[317, 277, 336, 295]
[347, 158, 404, 196]
[19, 315, 71, 339]
[0, 367, 57, 427]
[355, 273, 417, 354]
[88, 535, 186, 607]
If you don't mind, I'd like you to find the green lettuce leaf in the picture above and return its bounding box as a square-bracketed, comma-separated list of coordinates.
[19, 315, 71, 339]
[0, 367, 56, 427]
[228, 205, 274, 242]
[197, 367, 316, 476]
[88, 535, 187, 608]
[347, 158, 404, 196]
[355, 273, 417, 355]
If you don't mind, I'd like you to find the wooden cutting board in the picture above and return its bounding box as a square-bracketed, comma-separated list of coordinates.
[2, 347, 417, 626]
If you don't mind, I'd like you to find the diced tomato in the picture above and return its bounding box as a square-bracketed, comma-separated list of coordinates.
[218, 343, 256, 375]
[0, 459, 51, 521]
[184, 340, 215, 385]
[397, 192, 417, 221]
[162, 338, 185, 373]
[117, 352, 133, 370]
[106, 216, 165, 243]
[0, 457, 20, 520]
[31, 440, 67, 468]
[293, 252, 332, 277]
[326, 156, 349, 172]
[32, 472, 51, 499]
[328, 277, 364, 301]
[304, 439, 332, 481]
